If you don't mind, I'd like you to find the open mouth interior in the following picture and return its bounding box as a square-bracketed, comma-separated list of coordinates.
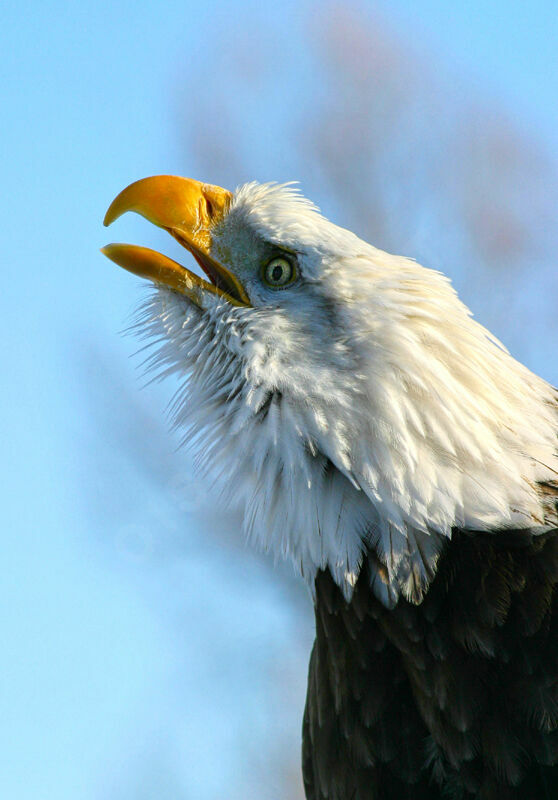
[170, 231, 246, 304]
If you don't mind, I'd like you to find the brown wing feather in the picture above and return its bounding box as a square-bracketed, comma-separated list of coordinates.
[303, 523, 558, 799]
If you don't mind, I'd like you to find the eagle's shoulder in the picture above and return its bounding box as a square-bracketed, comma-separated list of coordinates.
[303, 525, 558, 798]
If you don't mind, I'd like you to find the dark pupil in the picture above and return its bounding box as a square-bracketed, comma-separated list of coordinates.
[271, 264, 285, 282]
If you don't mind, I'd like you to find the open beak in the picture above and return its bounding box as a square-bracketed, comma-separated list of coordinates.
[101, 175, 250, 308]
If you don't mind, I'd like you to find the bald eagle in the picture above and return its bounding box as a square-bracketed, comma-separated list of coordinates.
[102, 176, 558, 799]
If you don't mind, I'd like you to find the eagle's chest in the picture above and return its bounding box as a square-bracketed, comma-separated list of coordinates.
[302, 530, 558, 799]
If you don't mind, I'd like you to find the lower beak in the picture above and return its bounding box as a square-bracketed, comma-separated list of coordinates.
[101, 175, 250, 308]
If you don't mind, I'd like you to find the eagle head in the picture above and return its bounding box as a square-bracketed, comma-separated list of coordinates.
[102, 175, 558, 607]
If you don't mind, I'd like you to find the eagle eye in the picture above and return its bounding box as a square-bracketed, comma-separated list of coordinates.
[262, 256, 297, 289]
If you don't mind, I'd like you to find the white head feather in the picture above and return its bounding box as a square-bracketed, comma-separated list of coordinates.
[135, 182, 558, 606]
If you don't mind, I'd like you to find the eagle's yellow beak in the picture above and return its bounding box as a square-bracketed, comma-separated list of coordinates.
[101, 175, 250, 308]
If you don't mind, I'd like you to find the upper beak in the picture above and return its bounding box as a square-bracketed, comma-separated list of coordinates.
[101, 175, 250, 308]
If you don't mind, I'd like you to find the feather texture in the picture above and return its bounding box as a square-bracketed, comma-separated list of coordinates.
[137, 181, 558, 603]
[303, 526, 558, 798]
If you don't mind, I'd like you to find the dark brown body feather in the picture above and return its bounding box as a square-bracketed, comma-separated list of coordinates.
[303, 528, 558, 799]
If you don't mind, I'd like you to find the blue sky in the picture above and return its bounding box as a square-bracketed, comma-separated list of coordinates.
[1, 1, 556, 798]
